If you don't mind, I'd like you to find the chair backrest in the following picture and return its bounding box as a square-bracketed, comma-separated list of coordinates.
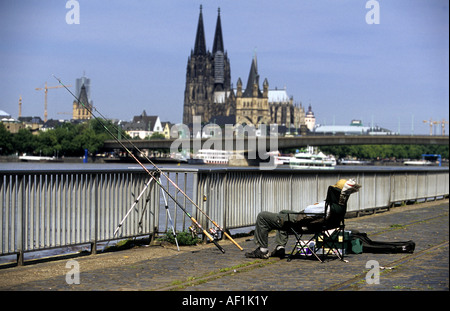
[324, 186, 348, 228]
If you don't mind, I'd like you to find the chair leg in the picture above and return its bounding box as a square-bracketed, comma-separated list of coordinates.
[320, 226, 347, 262]
[288, 228, 324, 262]
[287, 228, 302, 262]
[306, 235, 323, 263]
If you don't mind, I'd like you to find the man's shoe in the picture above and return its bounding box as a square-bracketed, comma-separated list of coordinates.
[270, 247, 286, 259]
[245, 248, 269, 259]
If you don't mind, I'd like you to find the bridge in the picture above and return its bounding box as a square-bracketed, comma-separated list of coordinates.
[103, 135, 449, 151]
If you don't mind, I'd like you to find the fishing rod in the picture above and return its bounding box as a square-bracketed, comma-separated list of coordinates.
[135, 177, 180, 251]
[158, 178, 180, 251]
[53, 75, 225, 253]
[54, 74, 243, 251]
[104, 175, 155, 251]
[113, 175, 155, 237]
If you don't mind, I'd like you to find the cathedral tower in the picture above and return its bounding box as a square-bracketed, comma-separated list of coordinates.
[235, 55, 270, 126]
[182, 6, 305, 131]
[72, 84, 92, 120]
[183, 6, 232, 125]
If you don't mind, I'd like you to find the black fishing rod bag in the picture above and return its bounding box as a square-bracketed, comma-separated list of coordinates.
[349, 230, 415, 254]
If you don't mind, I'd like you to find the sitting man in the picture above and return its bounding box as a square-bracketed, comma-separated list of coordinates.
[245, 179, 361, 259]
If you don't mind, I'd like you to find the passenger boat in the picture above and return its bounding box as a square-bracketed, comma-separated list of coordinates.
[188, 149, 233, 165]
[270, 151, 294, 165]
[288, 147, 336, 169]
[403, 159, 433, 166]
[19, 155, 61, 162]
[339, 158, 372, 165]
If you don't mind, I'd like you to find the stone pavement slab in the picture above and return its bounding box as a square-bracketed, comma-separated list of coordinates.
[0, 199, 448, 295]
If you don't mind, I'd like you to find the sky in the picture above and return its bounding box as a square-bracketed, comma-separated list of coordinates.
[0, 0, 448, 135]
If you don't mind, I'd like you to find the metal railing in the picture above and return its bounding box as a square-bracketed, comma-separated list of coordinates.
[1, 166, 448, 264]
[194, 167, 449, 230]
[1, 168, 160, 264]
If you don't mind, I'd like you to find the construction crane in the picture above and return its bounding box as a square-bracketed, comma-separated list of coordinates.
[439, 119, 449, 136]
[423, 118, 439, 136]
[35, 81, 72, 122]
[18, 96, 22, 118]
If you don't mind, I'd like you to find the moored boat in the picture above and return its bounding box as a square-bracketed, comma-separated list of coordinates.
[288, 146, 336, 169]
[19, 155, 62, 162]
[188, 149, 233, 165]
[403, 159, 433, 166]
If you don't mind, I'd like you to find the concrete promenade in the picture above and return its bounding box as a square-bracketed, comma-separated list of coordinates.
[0, 199, 448, 297]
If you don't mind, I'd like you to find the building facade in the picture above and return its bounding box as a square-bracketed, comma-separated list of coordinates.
[305, 104, 316, 131]
[183, 7, 234, 126]
[183, 7, 305, 130]
[122, 110, 163, 139]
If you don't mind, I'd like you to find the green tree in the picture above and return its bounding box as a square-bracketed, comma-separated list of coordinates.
[0, 123, 14, 155]
[74, 128, 108, 155]
[35, 130, 58, 156]
[149, 132, 166, 139]
[12, 128, 35, 155]
[320, 144, 449, 160]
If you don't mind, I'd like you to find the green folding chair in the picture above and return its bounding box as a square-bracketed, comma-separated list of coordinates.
[287, 186, 350, 262]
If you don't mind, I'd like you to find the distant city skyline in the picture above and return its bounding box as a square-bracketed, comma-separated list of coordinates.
[0, 0, 448, 135]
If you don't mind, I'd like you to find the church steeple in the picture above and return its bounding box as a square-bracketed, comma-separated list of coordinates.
[212, 8, 224, 54]
[183, 6, 234, 125]
[194, 5, 207, 55]
[213, 7, 225, 90]
[243, 55, 261, 97]
[72, 84, 92, 120]
[78, 84, 90, 108]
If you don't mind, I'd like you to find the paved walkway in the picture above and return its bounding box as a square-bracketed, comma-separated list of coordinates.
[0, 199, 448, 297]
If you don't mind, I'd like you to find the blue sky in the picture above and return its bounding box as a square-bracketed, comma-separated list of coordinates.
[0, 0, 448, 135]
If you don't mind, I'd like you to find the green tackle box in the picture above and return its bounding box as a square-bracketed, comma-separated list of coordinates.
[314, 230, 351, 252]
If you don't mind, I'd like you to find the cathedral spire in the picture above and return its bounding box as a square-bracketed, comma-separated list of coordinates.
[194, 5, 207, 55]
[78, 84, 89, 107]
[212, 7, 224, 54]
[213, 7, 225, 90]
[243, 54, 261, 97]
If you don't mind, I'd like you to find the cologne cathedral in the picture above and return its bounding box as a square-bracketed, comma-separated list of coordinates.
[183, 6, 306, 132]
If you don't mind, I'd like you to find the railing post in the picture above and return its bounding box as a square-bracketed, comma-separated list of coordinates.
[222, 172, 228, 238]
[17, 175, 25, 266]
[91, 174, 98, 255]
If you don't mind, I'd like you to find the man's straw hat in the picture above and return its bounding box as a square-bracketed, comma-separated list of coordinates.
[333, 179, 347, 190]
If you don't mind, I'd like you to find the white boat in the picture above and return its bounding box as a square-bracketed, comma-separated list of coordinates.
[289, 146, 336, 169]
[339, 158, 372, 165]
[403, 159, 433, 166]
[19, 155, 60, 162]
[275, 155, 293, 165]
[188, 149, 233, 165]
[268, 151, 292, 165]
[272, 154, 294, 165]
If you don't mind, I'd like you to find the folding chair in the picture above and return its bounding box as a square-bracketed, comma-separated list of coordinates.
[287, 185, 350, 263]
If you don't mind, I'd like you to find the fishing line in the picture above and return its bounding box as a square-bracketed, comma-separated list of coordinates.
[53, 75, 226, 253]
[84, 86, 241, 250]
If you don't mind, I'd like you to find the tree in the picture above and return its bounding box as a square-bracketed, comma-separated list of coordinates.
[74, 128, 108, 155]
[320, 144, 449, 160]
[0, 123, 14, 155]
[12, 128, 35, 155]
[35, 130, 58, 156]
[149, 132, 166, 139]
